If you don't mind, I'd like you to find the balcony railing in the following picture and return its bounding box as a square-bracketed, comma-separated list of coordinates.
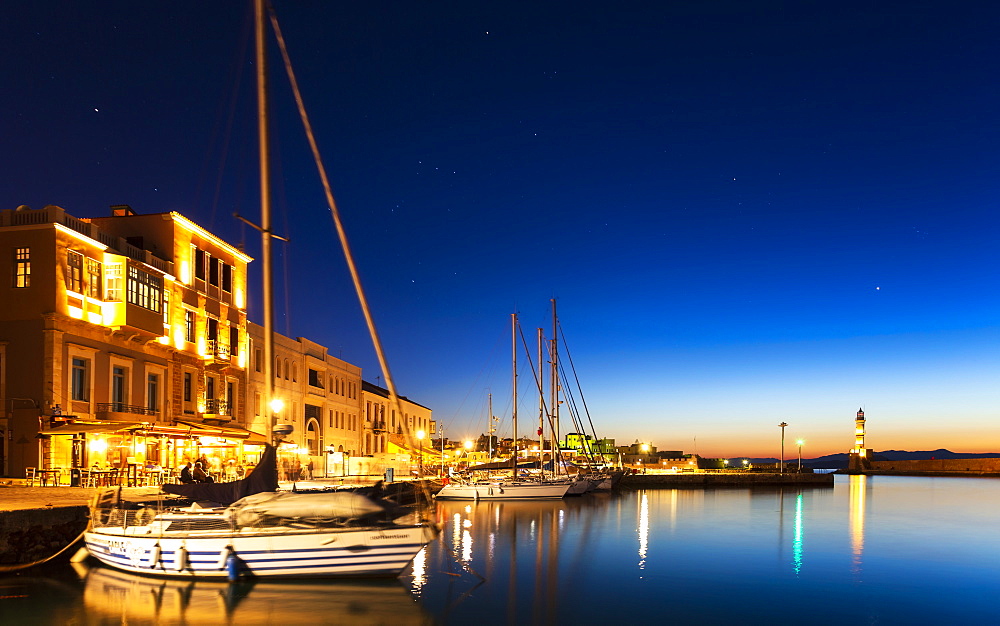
[206, 339, 230, 362]
[204, 398, 230, 416]
[96, 403, 158, 416]
[371, 420, 387, 434]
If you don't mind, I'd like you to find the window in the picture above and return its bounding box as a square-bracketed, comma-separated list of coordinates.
[66, 251, 83, 293]
[112, 366, 128, 409]
[126, 265, 162, 312]
[14, 247, 30, 287]
[71, 358, 89, 401]
[206, 317, 218, 342]
[230, 326, 240, 358]
[147, 373, 159, 412]
[85, 258, 102, 298]
[275, 357, 281, 379]
[184, 310, 195, 342]
[206, 376, 216, 400]
[222, 263, 232, 292]
[183, 372, 192, 402]
[254, 347, 262, 372]
[308, 368, 324, 389]
[105, 262, 124, 301]
[194, 249, 206, 280]
[284, 359, 290, 380]
[255, 392, 261, 416]
[209, 258, 220, 286]
[227, 381, 236, 416]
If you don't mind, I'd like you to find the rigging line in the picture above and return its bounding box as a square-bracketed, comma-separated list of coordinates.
[267, 5, 428, 499]
[557, 322, 601, 440]
[203, 5, 253, 231]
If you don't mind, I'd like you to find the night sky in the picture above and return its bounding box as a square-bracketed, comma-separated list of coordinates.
[4, 1, 998, 457]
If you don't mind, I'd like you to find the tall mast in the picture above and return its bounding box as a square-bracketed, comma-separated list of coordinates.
[511, 312, 518, 478]
[550, 298, 559, 475]
[537, 327, 545, 480]
[488, 392, 494, 459]
[255, 0, 277, 434]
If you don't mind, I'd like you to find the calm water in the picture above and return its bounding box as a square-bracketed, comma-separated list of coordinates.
[2, 475, 998, 624]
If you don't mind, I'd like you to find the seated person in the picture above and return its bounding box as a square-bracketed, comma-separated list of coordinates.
[179, 462, 195, 484]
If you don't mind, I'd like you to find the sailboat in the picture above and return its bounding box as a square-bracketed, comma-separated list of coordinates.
[82, 0, 438, 579]
[435, 313, 572, 500]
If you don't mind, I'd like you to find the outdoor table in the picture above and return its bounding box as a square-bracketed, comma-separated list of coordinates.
[36, 468, 62, 486]
[89, 469, 120, 487]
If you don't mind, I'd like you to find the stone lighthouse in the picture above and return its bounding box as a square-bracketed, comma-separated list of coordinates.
[847, 407, 872, 472]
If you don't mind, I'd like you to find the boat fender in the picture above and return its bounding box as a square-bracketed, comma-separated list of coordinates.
[174, 546, 188, 571]
[147, 544, 161, 569]
[70, 547, 90, 563]
[226, 552, 241, 582]
[216, 545, 232, 570]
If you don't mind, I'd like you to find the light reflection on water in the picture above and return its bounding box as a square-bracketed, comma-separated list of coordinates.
[3, 476, 1000, 624]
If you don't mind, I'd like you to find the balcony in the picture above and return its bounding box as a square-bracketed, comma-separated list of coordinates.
[371, 420, 387, 434]
[96, 403, 158, 419]
[203, 398, 230, 417]
[206, 339, 230, 363]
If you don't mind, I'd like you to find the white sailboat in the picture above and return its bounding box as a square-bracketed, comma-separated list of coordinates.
[83, 0, 437, 579]
[436, 312, 571, 501]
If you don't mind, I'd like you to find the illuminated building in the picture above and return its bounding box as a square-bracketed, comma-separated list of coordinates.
[243, 325, 433, 478]
[847, 407, 872, 472]
[0, 204, 254, 477]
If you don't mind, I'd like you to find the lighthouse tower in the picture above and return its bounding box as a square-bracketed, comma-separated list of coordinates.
[851, 408, 866, 456]
[847, 407, 871, 472]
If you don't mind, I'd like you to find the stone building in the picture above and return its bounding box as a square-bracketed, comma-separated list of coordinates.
[0, 204, 255, 478]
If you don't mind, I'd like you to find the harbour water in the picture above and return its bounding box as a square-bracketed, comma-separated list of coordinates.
[2, 475, 998, 624]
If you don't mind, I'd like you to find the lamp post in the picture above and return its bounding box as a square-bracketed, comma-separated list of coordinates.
[416, 429, 425, 478]
[797, 439, 804, 473]
[778, 422, 788, 474]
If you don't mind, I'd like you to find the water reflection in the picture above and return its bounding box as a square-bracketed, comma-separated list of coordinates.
[792, 492, 803, 575]
[10, 478, 1000, 623]
[75, 563, 431, 625]
[849, 474, 867, 575]
[637, 492, 648, 571]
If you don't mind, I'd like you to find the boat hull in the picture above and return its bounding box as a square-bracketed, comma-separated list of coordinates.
[84, 524, 436, 579]
[435, 481, 570, 500]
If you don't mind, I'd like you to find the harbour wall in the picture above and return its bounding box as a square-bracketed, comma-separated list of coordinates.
[621, 472, 834, 488]
[863, 458, 1000, 476]
[0, 506, 88, 565]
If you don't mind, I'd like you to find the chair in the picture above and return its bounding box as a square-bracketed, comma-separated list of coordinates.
[25, 467, 37, 486]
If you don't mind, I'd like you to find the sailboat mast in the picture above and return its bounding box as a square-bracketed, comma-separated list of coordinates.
[550, 298, 559, 474]
[511, 312, 518, 477]
[255, 0, 277, 434]
[488, 392, 494, 460]
[537, 327, 545, 480]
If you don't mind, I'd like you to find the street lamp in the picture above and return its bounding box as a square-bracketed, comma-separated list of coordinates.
[416, 429, 425, 477]
[778, 422, 788, 474]
[797, 439, 804, 473]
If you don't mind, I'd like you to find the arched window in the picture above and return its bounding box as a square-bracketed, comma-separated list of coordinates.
[283, 359, 290, 380]
[306, 419, 320, 456]
[292, 363, 298, 383]
[274, 357, 281, 379]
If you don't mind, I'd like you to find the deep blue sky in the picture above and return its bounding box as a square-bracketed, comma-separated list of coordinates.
[4, 1, 998, 456]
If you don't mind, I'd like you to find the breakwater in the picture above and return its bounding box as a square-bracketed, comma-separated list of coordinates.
[621, 472, 834, 488]
[0, 505, 88, 565]
[857, 457, 1000, 476]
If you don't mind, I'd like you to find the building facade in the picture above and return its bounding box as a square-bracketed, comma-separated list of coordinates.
[0, 204, 255, 478]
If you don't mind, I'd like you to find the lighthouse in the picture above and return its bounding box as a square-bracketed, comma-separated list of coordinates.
[847, 407, 871, 472]
[851, 408, 866, 456]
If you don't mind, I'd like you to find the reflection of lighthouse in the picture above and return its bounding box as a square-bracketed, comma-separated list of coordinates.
[847, 408, 871, 472]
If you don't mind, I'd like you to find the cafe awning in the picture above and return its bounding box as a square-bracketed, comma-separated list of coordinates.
[39, 422, 142, 435]
[175, 420, 269, 445]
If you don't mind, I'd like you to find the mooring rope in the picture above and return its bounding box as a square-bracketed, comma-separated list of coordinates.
[0, 527, 87, 573]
